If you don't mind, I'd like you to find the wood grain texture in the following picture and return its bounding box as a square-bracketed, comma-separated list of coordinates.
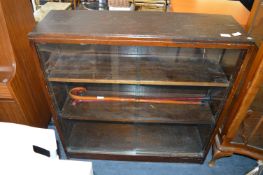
[29, 11, 253, 45]
[247, 0, 263, 46]
[246, 0, 261, 32]
[0, 84, 12, 99]
[49, 78, 229, 87]
[0, 100, 25, 123]
[0, 67, 13, 83]
[0, 4, 14, 67]
[0, 0, 51, 127]
[0, 3, 14, 100]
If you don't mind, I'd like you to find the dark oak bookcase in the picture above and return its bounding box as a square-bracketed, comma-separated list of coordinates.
[29, 11, 256, 163]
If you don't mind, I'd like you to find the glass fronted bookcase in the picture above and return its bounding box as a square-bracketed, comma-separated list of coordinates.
[29, 11, 256, 162]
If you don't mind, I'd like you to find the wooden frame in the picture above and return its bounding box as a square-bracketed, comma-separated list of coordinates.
[246, 0, 263, 46]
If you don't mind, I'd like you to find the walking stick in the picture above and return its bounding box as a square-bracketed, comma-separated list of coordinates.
[69, 87, 207, 105]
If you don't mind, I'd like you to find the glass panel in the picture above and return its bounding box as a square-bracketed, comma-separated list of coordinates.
[36, 43, 243, 157]
[62, 120, 211, 157]
[232, 84, 263, 149]
[37, 43, 243, 87]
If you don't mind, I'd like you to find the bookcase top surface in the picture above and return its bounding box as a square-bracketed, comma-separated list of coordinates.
[29, 10, 253, 45]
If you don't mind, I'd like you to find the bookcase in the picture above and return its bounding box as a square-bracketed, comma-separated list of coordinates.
[29, 11, 256, 162]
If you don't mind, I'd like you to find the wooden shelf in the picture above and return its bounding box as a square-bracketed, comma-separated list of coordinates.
[47, 53, 229, 87]
[62, 96, 213, 124]
[66, 121, 207, 159]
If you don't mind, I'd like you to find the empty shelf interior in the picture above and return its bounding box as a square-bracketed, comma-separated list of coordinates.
[65, 121, 209, 158]
[46, 52, 229, 87]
